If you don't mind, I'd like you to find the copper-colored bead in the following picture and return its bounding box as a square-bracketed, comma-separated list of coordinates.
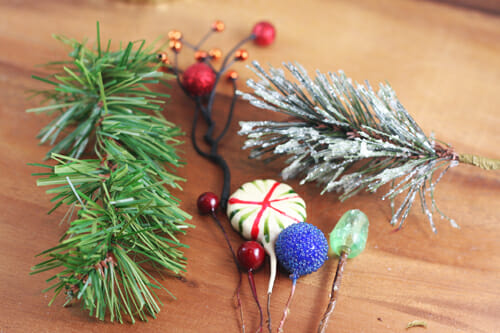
[195, 50, 209, 62]
[169, 40, 182, 53]
[227, 70, 238, 81]
[168, 30, 183, 41]
[157, 52, 168, 62]
[208, 48, 222, 60]
[234, 49, 249, 61]
[212, 20, 225, 32]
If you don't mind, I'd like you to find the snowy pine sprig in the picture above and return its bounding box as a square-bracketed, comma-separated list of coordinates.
[236, 61, 499, 232]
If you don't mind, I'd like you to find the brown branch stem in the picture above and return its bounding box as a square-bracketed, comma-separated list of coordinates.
[459, 153, 500, 170]
[317, 251, 349, 333]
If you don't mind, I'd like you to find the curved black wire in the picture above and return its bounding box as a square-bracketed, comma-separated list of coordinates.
[176, 33, 256, 210]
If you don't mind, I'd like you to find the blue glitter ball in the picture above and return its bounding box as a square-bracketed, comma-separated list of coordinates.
[275, 222, 328, 279]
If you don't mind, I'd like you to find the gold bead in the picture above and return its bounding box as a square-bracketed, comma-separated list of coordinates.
[208, 48, 222, 60]
[195, 50, 208, 62]
[212, 20, 225, 32]
[157, 52, 168, 62]
[169, 40, 182, 53]
[227, 70, 238, 81]
[168, 30, 183, 41]
[234, 49, 249, 61]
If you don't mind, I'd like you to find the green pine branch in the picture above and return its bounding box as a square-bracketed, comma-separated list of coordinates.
[29, 23, 191, 323]
[237, 61, 472, 232]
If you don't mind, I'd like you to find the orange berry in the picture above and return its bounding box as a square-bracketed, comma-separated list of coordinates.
[234, 49, 249, 61]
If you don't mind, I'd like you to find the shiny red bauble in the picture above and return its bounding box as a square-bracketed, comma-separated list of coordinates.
[197, 192, 220, 214]
[237, 241, 265, 271]
[252, 21, 276, 46]
[182, 63, 216, 96]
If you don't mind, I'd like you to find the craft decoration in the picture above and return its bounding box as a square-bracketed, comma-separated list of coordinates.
[237, 241, 266, 333]
[275, 222, 329, 332]
[162, 21, 276, 332]
[238, 61, 500, 232]
[227, 179, 306, 332]
[228, 180, 306, 291]
[162, 20, 276, 208]
[28, 23, 191, 322]
[197, 191, 245, 328]
[317, 209, 369, 333]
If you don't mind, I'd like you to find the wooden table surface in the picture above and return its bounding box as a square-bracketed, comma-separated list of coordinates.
[1, 0, 499, 332]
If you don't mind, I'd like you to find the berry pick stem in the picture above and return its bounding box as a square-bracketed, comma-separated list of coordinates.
[210, 209, 246, 326]
[317, 250, 348, 333]
[317, 209, 369, 332]
[248, 270, 264, 333]
[237, 241, 266, 333]
[277, 278, 296, 333]
[198, 193, 245, 332]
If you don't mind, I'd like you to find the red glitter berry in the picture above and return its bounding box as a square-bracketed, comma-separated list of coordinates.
[237, 241, 265, 271]
[252, 21, 276, 46]
[197, 192, 220, 214]
[182, 63, 216, 96]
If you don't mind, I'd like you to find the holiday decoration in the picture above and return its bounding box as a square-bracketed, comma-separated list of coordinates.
[197, 191, 245, 330]
[162, 21, 276, 331]
[275, 222, 329, 332]
[252, 22, 276, 46]
[227, 179, 305, 331]
[28, 24, 191, 323]
[238, 61, 500, 232]
[197, 191, 221, 214]
[317, 209, 369, 333]
[237, 241, 266, 333]
[165, 20, 276, 208]
[182, 62, 216, 96]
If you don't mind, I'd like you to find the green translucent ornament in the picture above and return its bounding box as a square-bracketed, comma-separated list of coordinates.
[328, 209, 369, 259]
[318, 209, 369, 333]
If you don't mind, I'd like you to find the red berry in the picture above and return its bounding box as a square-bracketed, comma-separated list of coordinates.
[182, 63, 216, 96]
[252, 21, 276, 46]
[197, 192, 220, 214]
[237, 241, 265, 271]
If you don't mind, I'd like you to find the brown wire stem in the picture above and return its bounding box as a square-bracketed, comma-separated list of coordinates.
[277, 277, 297, 333]
[317, 250, 349, 333]
[211, 210, 245, 333]
[247, 270, 263, 333]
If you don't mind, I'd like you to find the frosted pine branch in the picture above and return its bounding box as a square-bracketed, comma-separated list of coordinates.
[237, 61, 460, 232]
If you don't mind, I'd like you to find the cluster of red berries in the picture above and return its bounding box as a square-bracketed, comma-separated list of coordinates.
[158, 20, 275, 97]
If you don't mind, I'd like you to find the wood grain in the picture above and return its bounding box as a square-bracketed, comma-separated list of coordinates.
[0, 0, 499, 332]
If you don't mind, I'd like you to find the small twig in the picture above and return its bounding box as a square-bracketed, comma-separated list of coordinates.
[317, 251, 348, 333]
[459, 153, 500, 170]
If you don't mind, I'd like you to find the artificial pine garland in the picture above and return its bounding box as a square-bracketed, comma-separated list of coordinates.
[29, 24, 191, 323]
[238, 61, 500, 232]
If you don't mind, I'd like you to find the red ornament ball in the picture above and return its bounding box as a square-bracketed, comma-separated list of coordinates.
[237, 241, 265, 271]
[252, 21, 276, 46]
[197, 192, 220, 214]
[182, 63, 216, 96]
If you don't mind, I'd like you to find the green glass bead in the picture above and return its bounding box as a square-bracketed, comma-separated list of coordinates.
[329, 209, 369, 259]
